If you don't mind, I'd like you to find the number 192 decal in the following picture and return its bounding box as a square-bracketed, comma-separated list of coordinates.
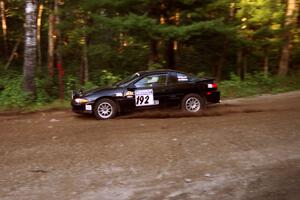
[136, 95, 149, 105]
[135, 89, 155, 106]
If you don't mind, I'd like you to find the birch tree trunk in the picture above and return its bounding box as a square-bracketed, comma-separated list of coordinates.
[278, 0, 299, 76]
[23, 0, 37, 97]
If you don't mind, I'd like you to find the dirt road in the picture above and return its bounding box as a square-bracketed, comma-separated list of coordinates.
[1, 91, 300, 200]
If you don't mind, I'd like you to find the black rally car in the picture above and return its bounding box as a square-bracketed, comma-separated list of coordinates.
[71, 69, 220, 119]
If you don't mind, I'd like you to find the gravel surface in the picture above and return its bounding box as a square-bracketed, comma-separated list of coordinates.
[1, 91, 300, 200]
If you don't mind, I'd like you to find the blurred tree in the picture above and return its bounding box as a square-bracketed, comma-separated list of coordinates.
[0, 0, 7, 59]
[37, 1, 43, 73]
[278, 0, 299, 76]
[236, 0, 284, 78]
[47, 0, 55, 77]
[54, 0, 64, 99]
[23, 0, 37, 97]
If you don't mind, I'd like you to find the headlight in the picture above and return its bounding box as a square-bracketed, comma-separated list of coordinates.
[125, 91, 134, 96]
[74, 98, 89, 103]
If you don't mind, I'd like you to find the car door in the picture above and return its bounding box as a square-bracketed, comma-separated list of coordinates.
[165, 72, 196, 107]
[131, 73, 168, 109]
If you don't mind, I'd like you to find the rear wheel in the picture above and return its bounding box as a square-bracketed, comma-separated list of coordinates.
[181, 93, 205, 113]
[93, 98, 117, 120]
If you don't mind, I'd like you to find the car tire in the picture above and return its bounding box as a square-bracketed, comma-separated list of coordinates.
[93, 98, 117, 120]
[181, 93, 205, 113]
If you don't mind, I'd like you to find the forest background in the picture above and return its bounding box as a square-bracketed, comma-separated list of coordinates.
[1, 0, 300, 109]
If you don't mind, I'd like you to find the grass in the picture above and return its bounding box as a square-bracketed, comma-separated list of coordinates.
[0, 100, 70, 113]
[28, 100, 70, 112]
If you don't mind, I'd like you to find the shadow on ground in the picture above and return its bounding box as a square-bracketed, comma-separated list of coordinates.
[116, 103, 276, 119]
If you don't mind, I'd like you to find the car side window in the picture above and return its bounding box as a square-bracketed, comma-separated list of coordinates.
[176, 73, 189, 82]
[168, 72, 191, 85]
[134, 74, 167, 88]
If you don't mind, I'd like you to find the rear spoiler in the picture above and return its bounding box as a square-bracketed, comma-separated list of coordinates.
[196, 77, 215, 83]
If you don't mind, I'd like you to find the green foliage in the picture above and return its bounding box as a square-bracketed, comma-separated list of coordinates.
[0, 72, 60, 109]
[64, 75, 98, 100]
[148, 63, 164, 70]
[65, 75, 79, 95]
[196, 72, 207, 78]
[82, 81, 98, 90]
[35, 78, 57, 106]
[0, 76, 28, 108]
[271, 71, 300, 93]
[93, 70, 122, 86]
[64, 70, 122, 100]
[220, 71, 300, 98]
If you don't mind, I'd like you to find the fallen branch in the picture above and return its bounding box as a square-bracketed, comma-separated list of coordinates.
[4, 37, 21, 70]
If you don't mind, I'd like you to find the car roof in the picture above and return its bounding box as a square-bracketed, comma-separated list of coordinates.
[136, 69, 186, 76]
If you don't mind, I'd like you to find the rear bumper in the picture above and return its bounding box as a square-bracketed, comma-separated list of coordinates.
[206, 91, 220, 103]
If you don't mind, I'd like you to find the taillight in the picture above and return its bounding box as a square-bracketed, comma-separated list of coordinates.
[208, 83, 218, 89]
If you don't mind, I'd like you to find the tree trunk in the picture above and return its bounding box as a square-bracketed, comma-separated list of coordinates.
[47, 3, 55, 77]
[242, 53, 248, 80]
[237, 48, 243, 78]
[0, 0, 7, 59]
[80, 36, 89, 85]
[229, 2, 236, 20]
[83, 40, 89, 84]
[54, 0, 64, 100]
[215, 54, 225, 82]
[37, 2, 43, 74]
[263, 47, 269, 77]
[215, 39, 228, 82]
[278, 0, 299, 76]
[148, 3, 162, 69]
[166, 39, 175, 69]
[5, 37, 21, 70]
[148, 40, 159, 69]
[23, 0, 37, 97]
[237, 49, 247, 80]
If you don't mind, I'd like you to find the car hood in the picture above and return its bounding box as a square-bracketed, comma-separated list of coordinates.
[82, 86, 118, 96]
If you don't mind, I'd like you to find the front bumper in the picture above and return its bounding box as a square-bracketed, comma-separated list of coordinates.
[71, 101, 93, 114]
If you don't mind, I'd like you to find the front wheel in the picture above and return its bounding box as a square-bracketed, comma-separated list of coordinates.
[93, 98, 117, 120]
[181, 94, 205, 113]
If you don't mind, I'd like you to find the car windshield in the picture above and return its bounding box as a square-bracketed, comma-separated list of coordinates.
[115, 72, 141, 87]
